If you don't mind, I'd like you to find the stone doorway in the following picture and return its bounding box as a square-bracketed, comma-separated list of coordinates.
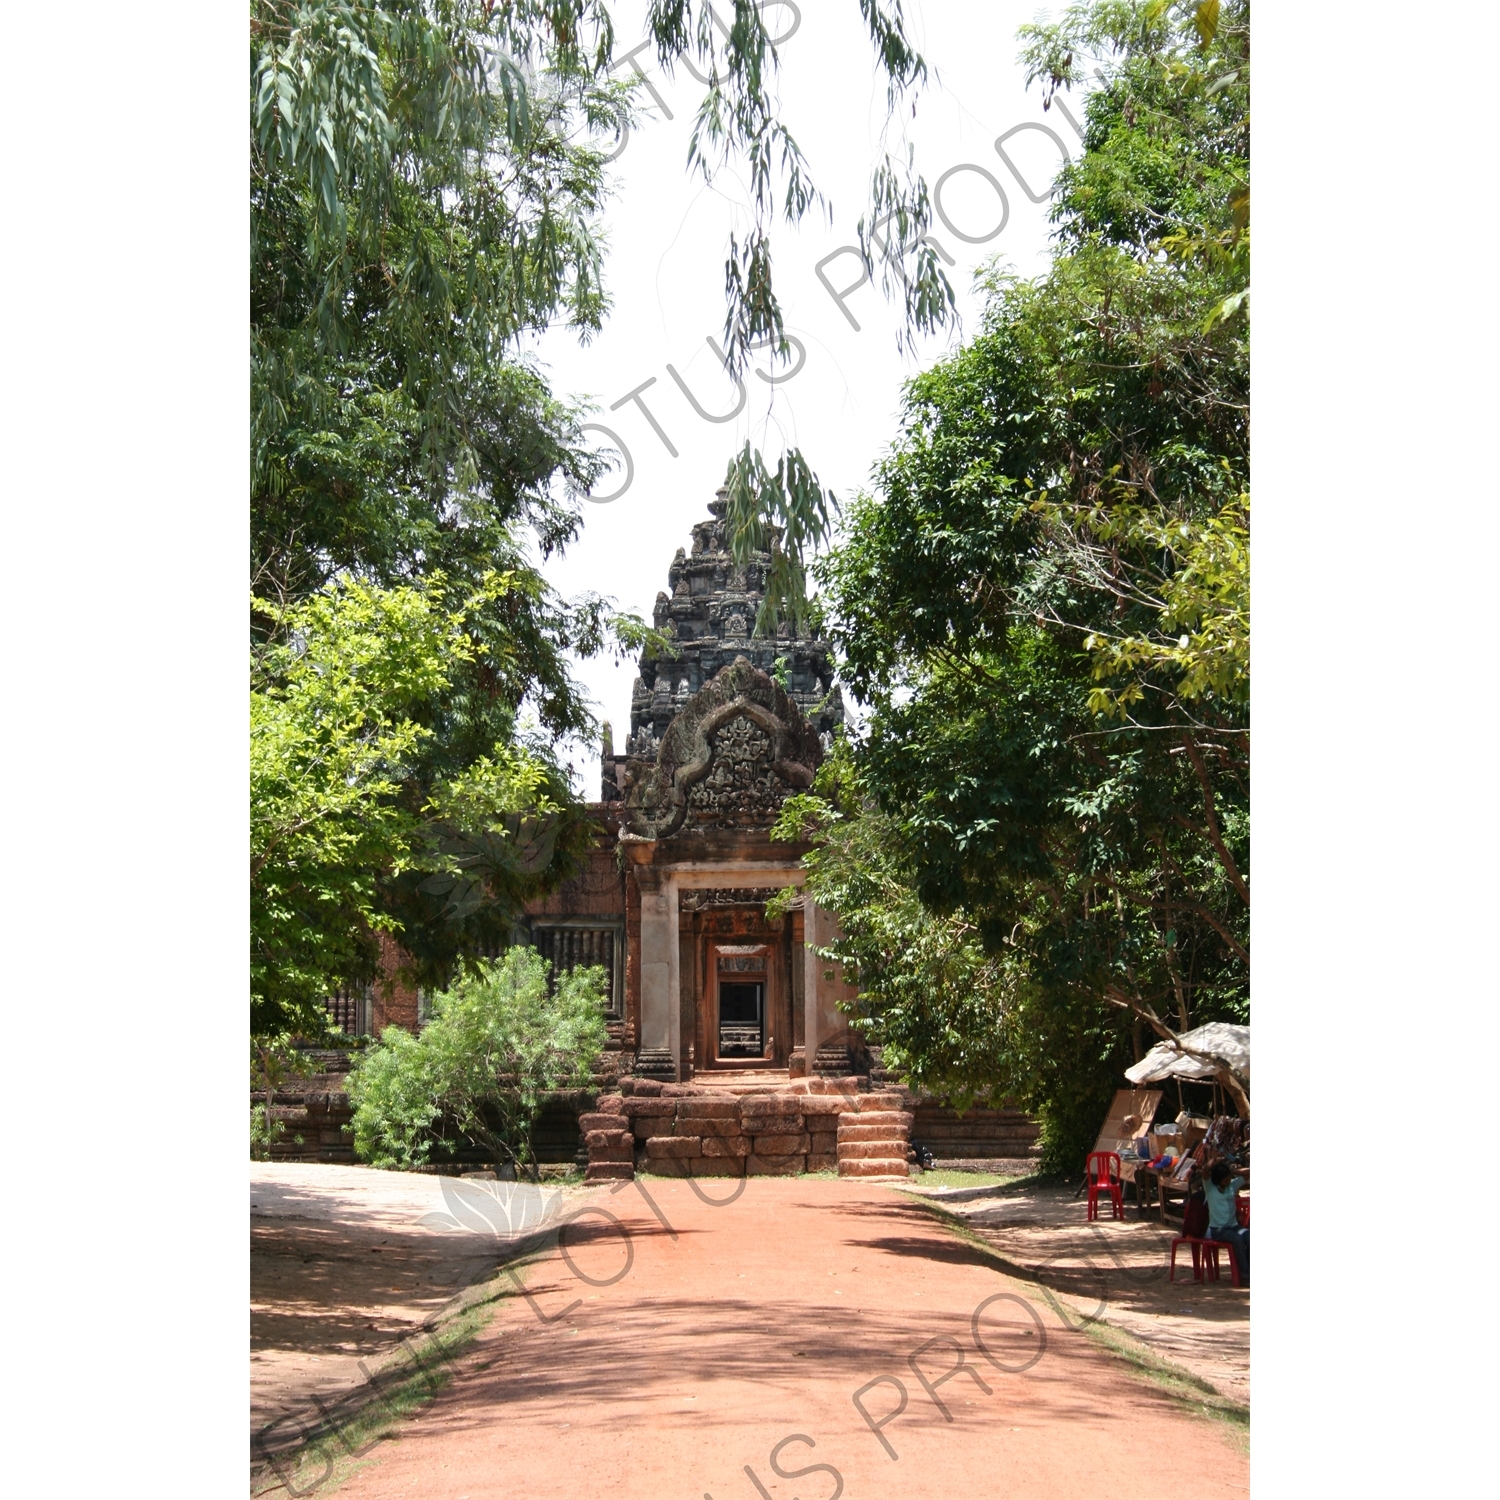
[716, 981, 764, 1056]
[701, 936, 785, 1071]
[714, 945, 768, 1061]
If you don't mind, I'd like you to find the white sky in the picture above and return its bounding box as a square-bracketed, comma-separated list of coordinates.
[523, 1, 1083, 794]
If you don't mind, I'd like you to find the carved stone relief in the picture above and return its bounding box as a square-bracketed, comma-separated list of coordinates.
[679, 886, 790, 911]
[622, 655, 822, 840]
[686, 714, 783, 826]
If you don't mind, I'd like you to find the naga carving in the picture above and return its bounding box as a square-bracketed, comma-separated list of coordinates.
[622, 656, 823, 840]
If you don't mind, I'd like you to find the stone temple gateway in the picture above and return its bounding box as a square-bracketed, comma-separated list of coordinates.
[514, 490, 1040, 1182]
[529, 489, 857, 1090]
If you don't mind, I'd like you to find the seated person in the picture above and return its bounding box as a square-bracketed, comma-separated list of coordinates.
[1204, 1160, 1249, 1286]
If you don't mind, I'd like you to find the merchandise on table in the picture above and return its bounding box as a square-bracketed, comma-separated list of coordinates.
[1203, 1114, 1250, 1162]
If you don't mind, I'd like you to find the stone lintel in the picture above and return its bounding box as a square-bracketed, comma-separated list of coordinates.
[619, 838, 812, 875]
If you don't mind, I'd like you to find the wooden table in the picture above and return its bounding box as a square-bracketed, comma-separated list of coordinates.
[1157, 1170, 1201, 1225]
[1120, 1158, 1151, 1215]
[1132, 1163, 1199, 1224]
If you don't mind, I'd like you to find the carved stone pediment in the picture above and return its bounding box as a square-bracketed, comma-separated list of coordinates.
[622, 656, 822, 840]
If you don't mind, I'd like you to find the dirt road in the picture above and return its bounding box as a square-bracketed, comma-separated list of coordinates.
[279, 1173, 1246, 1500]
[251, 1163, 581, 1473]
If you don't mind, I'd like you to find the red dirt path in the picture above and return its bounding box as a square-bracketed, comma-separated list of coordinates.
[329, 1177, 1247, 1499]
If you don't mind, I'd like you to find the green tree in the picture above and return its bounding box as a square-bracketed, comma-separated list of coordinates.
[772, 744, 1135, 1171]
[252, 1, 621, 606]
[252, 1, 955, 646]
[799, 0, 1250, 1154]
[348, 947, 608, 1178]
[249, 2, 965, 1028]
[250, 574, 599, 1037]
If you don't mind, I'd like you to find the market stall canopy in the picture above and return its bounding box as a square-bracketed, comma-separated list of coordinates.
[1125, 1022, 1249, 1087]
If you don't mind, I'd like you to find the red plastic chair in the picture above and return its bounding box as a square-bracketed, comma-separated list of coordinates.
[1201, 1237, 1244, 1287]
[1170, 1194, 1245, 1287]
[1170, 1193, 1210, 1281]
[1169, 1234, 1212, 1282]
[1085, 1151, 1124, 1221]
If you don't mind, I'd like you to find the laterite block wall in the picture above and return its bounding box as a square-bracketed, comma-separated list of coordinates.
[580, 1078, 914, 1182]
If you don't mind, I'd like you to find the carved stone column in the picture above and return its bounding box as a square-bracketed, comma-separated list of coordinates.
[666, 872, 681, 1078]
[804, 896, 851, 1073]
[636, 870, 676, 1078]
[803, 892, 824, 1064]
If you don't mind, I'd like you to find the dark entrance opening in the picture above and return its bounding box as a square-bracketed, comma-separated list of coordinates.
[717, 981, 765, 1058]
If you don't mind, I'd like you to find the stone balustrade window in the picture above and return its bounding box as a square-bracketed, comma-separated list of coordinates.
[528, 922, 625, 1019]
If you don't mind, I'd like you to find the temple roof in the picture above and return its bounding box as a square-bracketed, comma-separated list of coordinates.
[600, 488, 845, 819]
[623, 489, 844, 760]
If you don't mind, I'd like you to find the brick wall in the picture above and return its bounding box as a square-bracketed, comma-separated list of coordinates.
[369, 932, 421, 1033]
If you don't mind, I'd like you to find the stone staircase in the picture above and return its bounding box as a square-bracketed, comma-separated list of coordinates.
[836, 1091, 913, 1180]
[633, 1047, 675, 1079]
[582, 1077, 914, 1182]
[909, 1101, 1041, 1166]
[252, 1048, 359, 1163]
[812, 1043, 853, 1076]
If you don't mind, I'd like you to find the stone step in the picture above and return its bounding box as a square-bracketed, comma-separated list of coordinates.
[786, 1076, 866, 1097]
[838, 1158, 911, 1178]
[836, 1140, 909, 1160]
[912, 1131, 1038, 1141]
[852, 1092, 907, 1112]
[838, 1139, 911, 1161]
[584, 1162, 633, 1182]
[684, 1069, 794, 1091]
[837, 1112, 912, 1136]
[913, 1113, 1038, 1128]
[738, 1096, 807, 1120]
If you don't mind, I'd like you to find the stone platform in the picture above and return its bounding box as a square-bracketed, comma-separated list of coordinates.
[669, 1068, 798, 1095]
[580, 1076, 914, 1182]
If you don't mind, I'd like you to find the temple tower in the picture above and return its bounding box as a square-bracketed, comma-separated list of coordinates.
[602, 488, 843, 800]
[600, 490, 853, 1081]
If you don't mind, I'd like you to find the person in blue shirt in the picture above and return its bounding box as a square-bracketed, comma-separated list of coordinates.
[1205, 1160, 1249, 1286]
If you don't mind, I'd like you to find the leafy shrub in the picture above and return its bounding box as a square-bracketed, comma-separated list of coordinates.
[348, 948, 607, 1178]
